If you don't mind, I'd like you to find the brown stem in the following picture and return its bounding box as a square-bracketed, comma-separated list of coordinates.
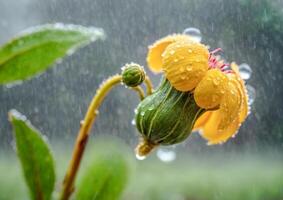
[60, 75, 122, 200]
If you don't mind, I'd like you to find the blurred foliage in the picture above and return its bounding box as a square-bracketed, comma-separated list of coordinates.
[0, 148, 282, 200]
[76, 142, 130, 200]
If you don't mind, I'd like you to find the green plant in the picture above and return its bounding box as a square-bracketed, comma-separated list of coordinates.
[0, 23, 132, 200]
[0, 22, 252, 200]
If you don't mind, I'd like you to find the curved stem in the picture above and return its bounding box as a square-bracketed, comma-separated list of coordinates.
[60, 75, 122, 200]
[131, 86, 145, 100]
[144, 75, 153, 95]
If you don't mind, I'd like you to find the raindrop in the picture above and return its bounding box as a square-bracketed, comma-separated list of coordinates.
[5, 80, 23, 89]
[134, 108, 138, 114]
[238, 63, 252, 80]
[156, 147, 176, 163]
[246, 85, 256, 105]
[136, 153, 146, 160]
[141, 111, 145, 116]
[183, 27, 202, 42]
[186, 66, 192, 71]
[148, 106, 154, 111]
[131, 119, 136, 125]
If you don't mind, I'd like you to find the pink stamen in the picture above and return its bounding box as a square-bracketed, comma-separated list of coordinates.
[210, 48, 222, 54]
[208, 48, 232, 74]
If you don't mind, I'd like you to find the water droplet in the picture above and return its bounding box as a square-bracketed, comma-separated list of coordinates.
[239, 63, 252, 80]
[148, 106, 154, 111]
[186, 66, 192, 71]
[246, 85, 256, 105]
[141, 111, 145, 116]
[134, 108, 138, 114]
[131, 119, 136, 125]
[136, 153, 146, 160]
[156, 147, 176, 163]
[174, 58, 178, 62]
[188, 49, 192, 53]
[5, 80, 23, 89]
[213, 79, 219, 85]
[183, 27, 202, 42]
[170, 50, 175, 55]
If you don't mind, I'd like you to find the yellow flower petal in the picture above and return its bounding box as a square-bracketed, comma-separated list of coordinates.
[218, 75, 243, 130]
[193, 111, 212, 130]
[198, 110, 240, 145]
[194, 69, 228, 109]
[231, 62, 249, 123]
[162, 40, 209, 91]
[146, 34, 192, 73]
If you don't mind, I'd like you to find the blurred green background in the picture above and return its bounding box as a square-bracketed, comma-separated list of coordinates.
[0, 0, 283, 199]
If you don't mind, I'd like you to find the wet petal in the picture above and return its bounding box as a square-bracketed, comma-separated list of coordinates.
[218, 76, 242, 130]
[231, 62, 249, 123]
[198, 110, 240, 145]
[194, 69, 228, 109]
[146, 34, 192, 73]
[162, 40, 209, 91]
[193, 111, 212, 130]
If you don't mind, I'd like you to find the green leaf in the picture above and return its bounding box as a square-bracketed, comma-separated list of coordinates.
[76, 147, 129, 200]
[0, 23, 104, 84]
[9, 109, 55, 200]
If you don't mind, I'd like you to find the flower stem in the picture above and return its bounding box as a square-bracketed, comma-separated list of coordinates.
[60, 75, 122, 200]
[131, 86, 145, 100]
[145, 75, 153, 95]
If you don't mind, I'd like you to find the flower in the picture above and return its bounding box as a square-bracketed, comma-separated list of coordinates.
[146, 34, 249, 145]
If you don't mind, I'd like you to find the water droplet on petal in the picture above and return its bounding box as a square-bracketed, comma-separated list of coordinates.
[156, 147, 176, 163]
[239, 63, 252, 80]
[246, 85, 256, 105]
[183, 27, 202, 42]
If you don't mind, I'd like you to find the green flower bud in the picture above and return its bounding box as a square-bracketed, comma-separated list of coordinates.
[121, 63, 145, 87]
[135, 78, 205, 156]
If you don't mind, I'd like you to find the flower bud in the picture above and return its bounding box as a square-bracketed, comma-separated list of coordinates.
[134, 79, 205, 155]
[121, 63, 145, 87]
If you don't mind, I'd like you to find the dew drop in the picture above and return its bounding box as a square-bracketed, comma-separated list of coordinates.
[246, 85, 256, 105]
[183, 27, 202, 42]
[131, 119, 136, 125]
[136, 153, 146, 160]
[141, 111, 145, 116]
[148, 106, 154, 111]
[170, 50, 175, 55]
[186, 66, 192, 71]
[239, 63, 252, 80]
[134, 108, 138, 114]
[213, 79, 219, 86]
[156, 147, 176, 163]
[5, 80, 23, 89]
